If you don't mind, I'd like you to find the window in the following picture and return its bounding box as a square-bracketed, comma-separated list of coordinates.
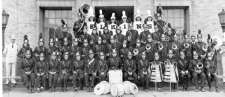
[43, 9, 72, 46]
[162, 7, 188, 34]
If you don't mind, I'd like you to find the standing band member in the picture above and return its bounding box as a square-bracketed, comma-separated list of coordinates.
[18, 35, 32, 59]
[97, 52, 108, 82]
[145, 10, 155, 33]
[133, 9, 143, 35]
[60, 51, 71, 91]
[97, 9, 105, 35]
[123, 51, 137, 83]
[138, 52, 150, 90]
[108, 12, 118, 36]
[120, 10, 129, 36]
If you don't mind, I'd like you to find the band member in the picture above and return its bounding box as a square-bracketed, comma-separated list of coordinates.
[102, 26, 113, 44]
[97, 52, 108, 82]
[150, 52, 163, 90]
[140, 24, 151, 44]
[178, 51, 190, 90]
[97, 9, 106, 35]
[119, 10, 129, 36]
[18, 35, 32, 59]
[133, 9, 143, 35]
[34, 33, 48, 57]
[87, 6, 96, 35]
[190, 35, 198, 51]
[120, 40, 129, 61]
[91, 27, 99, 43]
[85, 49, 97, 92]
[80, 26, 91, 41]
[62, 37, 71, 52]
[71, 38, 81, 58]
[21, 49, 35, 93]
[35, 52, 47, 92]
[133, 39, 145, 59]
[158, 34, 168, 61]
[126, 24, 139, 47]
[48, 51, 59, 92]
[108, 12, 118, 36]
[205, 51, 218, 91]
[163, 50, 179, 90]
[47, 37, 57, 60]
[138, 52, 150, 89]
[123, 51, 137, 83]
[108, 49, 121, 70]
[190, 51, 206, 91]
[60, 51, 71, 91]
[114, 27, 125, 48]
[165, 25, 176, 42]
[182, 34, 192, 63]
[72, 51, 85, 91]
[82, 39, 90, 59]
[94, 37, 106, 57]
[145, 10, 155, 33]
[152, 25, 161, 41]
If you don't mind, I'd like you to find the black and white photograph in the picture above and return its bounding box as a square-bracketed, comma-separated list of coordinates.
[1, 0, 225, 97]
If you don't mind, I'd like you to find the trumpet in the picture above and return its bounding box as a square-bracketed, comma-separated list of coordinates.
[133, 48, 139, 55]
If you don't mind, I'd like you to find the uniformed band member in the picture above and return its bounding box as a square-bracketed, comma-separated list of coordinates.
[17, 8, 220, 93]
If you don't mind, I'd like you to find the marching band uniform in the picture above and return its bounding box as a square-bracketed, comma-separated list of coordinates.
[71, 38, 81, 58]
[178, 51, 190, 90]
[72, 52, 85, 90]
[81, 39, 91, 59]
[158, 34, 169, 61]
[190, 51, 206, 91]
[84, 50, 97, 91]
[119, 10, 129, 36]
[18, 35, 32, 59]
[21, 49, 35, 92]
[138, 52, 150, 89]
[35, 52, 48, 92]
[108, 13, 118, 36]
[205, 51, 218, 91]
[94, 37, 106, 57]
[123, 52, 137, 83]
[163, 50, 179, 90]
[97, 52, 108, 82]
[150, 52, 163, 90]
[62, 37, 72, 53]
[34, 34, 48, 57]
[48, 51, 59, 91]
[140, 24, 151, 44]
[102, 26, 113, 44]
[152, 25, 161, 41]
[97, 9, 106, 35]
[60, 51, 71, 91]
[145, 10, 155, 33]
[87, 6, 96, 35]
[120, 40, 129, 61]
[126, 24, 139, 48]
[108, 49, 121, 70]
[133, 9, 143, 35]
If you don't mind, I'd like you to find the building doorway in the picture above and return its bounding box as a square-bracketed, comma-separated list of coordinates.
[95, 6, 134, 22]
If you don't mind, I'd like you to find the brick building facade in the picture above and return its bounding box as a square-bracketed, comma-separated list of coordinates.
[3, 0, 225, 49]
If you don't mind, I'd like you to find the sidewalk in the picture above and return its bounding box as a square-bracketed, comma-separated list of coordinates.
[3, 87, 225, 97]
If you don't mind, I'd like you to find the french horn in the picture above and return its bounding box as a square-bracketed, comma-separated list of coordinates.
[184, 42, 190, 48]
[146, 44, 151, 51]
[158, 42, 164, 50]
[133, 48, 139, 55]
[79, 4, 90, 18]
[195, 62, 203, 73]
[172, 43, 178, 50]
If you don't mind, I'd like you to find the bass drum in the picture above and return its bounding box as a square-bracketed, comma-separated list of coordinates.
[94, 83, 105, 95]
[123, 81, 132, 94]
[108, 70, 123, 84]
[130, 83, 138, 95]
[110, 83, 125, 97]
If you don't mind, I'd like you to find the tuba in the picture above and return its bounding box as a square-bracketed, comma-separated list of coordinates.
[79, 4, 90, 18]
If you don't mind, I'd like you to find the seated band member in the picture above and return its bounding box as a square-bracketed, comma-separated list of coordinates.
[60, 51, 71, 92]
[178, 51, 190, 90]
[97, 51, 108, 82]
[190, 51, 206, 91]
[85, 49, 97, 92]
[138, 51, 150, 90]
[108, 49, 121, 70]
[150, 52, 163, 91]
[48, 51, 59, 92]
[35, 52, 48, 92]
[205, 51, 218, 92]
[21, 49, 35, 93]
[72, 51, 85, 91]
[123, 51, 137, 84]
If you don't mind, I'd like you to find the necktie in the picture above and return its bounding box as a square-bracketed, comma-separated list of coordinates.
[12, 44, 14, 48]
